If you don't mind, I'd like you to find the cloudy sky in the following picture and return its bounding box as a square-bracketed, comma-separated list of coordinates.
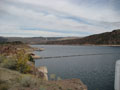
[0, 0, 120, 37]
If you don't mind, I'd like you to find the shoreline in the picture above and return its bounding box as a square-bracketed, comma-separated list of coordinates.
[30, 44, 120, 47]
[29, 45, 88, 90]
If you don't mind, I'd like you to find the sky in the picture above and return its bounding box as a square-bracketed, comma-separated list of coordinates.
[0, 0, 120, 37]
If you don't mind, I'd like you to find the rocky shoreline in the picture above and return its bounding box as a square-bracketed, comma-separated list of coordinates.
[0, 43, 87, 90]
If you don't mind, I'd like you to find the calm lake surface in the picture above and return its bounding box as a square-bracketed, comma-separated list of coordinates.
[31, 45, 120, 90]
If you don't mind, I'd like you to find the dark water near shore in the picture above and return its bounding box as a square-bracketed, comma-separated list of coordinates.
[32, 45, 120, 90]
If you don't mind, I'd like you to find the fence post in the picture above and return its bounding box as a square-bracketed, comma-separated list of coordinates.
[115, 60, 120, 90]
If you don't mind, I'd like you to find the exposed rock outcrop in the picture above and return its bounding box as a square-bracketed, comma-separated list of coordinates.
[31, 55, 41, 59]
[37, 66, 48, 81]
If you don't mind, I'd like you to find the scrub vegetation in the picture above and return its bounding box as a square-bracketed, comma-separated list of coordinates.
[0, 42, 87, 90]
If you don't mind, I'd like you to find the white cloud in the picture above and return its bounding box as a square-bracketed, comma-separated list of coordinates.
[10, 0, 120, 22]
[0, 26, 81, 37]
[0, 0, 120, 37]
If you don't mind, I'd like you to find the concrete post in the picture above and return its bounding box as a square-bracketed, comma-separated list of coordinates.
[115, 60, 120, 90]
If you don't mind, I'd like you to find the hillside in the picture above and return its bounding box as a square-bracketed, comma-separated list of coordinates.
[0, 37, 8, 43]
[44, 29, 120, 45]
[0, 29, 120, 45]
[0, 37, 80, 44]
[0, 37, 65, 44]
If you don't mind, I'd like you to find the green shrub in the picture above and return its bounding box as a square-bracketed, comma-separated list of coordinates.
[57, 77, 62, 80]
[0, 56, 6, 63]
[16, 50, 31, 73]
[50, 74, 56, 80]
[39, 85, 47, 90]
[67, 89, 72, 90]
[0, 50, 32, 73]
[1, 58, 17, 70]
[0, 84, 9, 90]
[20, 75, 38, 87]
[28, 55, 34, 62]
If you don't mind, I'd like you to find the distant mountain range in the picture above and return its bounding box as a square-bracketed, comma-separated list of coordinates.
[43, 29, 120, 45]
[0, 36, 79, 44]
[0, 29, 120, 45]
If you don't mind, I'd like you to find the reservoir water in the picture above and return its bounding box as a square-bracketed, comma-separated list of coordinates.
[32, 45, 120, 90]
